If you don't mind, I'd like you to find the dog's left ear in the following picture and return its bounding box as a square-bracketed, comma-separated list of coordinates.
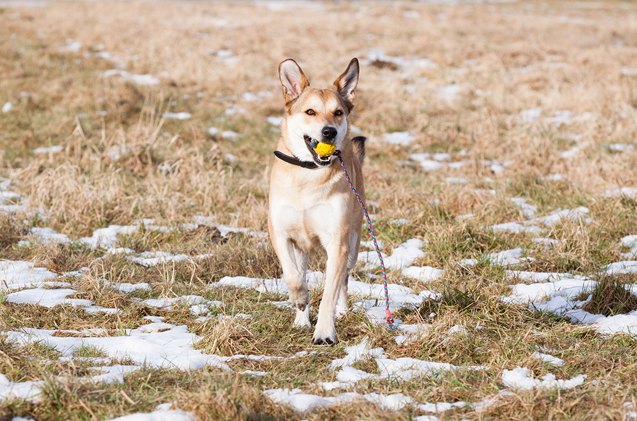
[334, 58, 359, 105]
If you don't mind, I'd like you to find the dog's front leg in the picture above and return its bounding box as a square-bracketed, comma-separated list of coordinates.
[272, 237, 311, 328]
[313, 243, 348, 345]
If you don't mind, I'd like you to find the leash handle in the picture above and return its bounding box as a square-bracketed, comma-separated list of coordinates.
[334, 151, 398, 331]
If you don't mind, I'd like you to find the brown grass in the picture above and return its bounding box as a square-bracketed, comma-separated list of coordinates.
[1, 0, 637, 420]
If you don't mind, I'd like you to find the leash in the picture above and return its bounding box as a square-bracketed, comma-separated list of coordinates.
[334, 150, 398, 331]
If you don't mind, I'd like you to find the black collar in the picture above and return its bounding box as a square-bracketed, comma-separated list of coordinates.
[273, 150, 320, 169]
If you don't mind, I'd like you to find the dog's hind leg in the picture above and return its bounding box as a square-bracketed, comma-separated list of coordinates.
[273, 238, 311, 328]
[313, 243, 348, 345]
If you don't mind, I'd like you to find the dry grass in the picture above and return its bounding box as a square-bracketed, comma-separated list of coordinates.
[1, 0, 637, 420]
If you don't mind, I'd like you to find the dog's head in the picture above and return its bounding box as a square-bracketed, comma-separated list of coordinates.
[278, 58, 359, 167]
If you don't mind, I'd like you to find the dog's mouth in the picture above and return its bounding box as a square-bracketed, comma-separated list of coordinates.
[303, 135, 333, 166]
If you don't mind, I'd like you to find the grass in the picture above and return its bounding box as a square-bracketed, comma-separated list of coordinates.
[1, 0, 637, 420]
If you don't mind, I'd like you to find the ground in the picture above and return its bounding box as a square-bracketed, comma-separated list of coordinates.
[1, 0, 637, 420]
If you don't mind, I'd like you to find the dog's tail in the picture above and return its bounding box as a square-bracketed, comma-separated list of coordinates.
[351, 136, 366, 164]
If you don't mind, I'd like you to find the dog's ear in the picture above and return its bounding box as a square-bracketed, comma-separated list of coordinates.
[278, 59, 310, 103]
[334, 58, 359, 105]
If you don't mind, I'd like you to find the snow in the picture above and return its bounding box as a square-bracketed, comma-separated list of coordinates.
[142, 295, 221, 315]
[603, 261, 637, 275]
[6, 288, 93, 308]
[604, 187, 637, 199]
[511, 197, 537, 219]
[264, 388, 415, 412]
[80, 224, 139, 249]
[462, 248, 533, 268]
[7, 321, 231, 371]
[330, 337, 384, 369]
[502, 367, 585, 390]
[436, 84, 463, 103]
[395, 323, 430, 345]
[532, 207, 590, 226]
[107, 404, 196, 421]
[0, 374, 42, 403]
[266, 116, 282, 126]
[502, 269, 637, 337]
[409, 153, 466, 172]
[489, 222, 542, 234]
[359, 238, 425, 270]
[111, 282, 151, 293]
[2, 101, 13, 113]
[518, 107, 542, 123]
[59, 39, 81, 53]
[0, 260, 57, 291]
[128, 251, 212, 267]
[502, 277, 595, 305]
[162, 112, 191, 121]
[103, 69, 159, 86]
[207, 127, 240, 139]
[18, 227, 70, 246]
[532, 352, 564, 367]
[621, 67, 637, 77]
[620, 235, 637, 259]
[607, 143, 634, 153]
[546, 110, 593, 127]
[365, 49, 438, 72]
[402, 266, 444, 282]
[381, 131, 415, 146]
[32, 145, 63, 154]
[87, 365, 139, 384]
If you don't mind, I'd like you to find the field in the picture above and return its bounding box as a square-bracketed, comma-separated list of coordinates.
[1, 0, 637, 419]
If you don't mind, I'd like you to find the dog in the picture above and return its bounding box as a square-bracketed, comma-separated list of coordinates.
[268, 58, 366, 345]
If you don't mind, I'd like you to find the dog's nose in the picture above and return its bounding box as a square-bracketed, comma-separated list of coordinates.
[322, 126, 337, 141]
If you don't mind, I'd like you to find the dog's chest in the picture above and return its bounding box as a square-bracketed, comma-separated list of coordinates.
[270, 192, 348, 251]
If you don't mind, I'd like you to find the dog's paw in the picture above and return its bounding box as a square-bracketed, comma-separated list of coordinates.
[311, 336, 336, 345]
[293, 304, 311, 328]
[312, 322, 336, 345]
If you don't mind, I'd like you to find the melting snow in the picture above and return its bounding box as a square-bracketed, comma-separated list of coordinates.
[0, 374, 42, 403]
[381, 131, 415, 146]
[358, 238, 425, 270]
[402, 266, 444, 282]
[103, 69, 159, 86]
[107, 404, 196, 421]
[603, 261, 637, 275]
[604, 187, 637, 199]
[409, 153, 466, 172]
[207, 127, 240, 139]
[2, 101, 13, 113]
[32, 145, 63, 154]
[265, 388, 415, 412]
[110, 282, 151, 293]
[7, 321, 231, 371]
[436, 84, 463, 103]
[462, 248, 533, 267]
[162, 112, 191, 121]
[502, 270, 637, 337]
[18, 227, 70, 246]
[502, 367, 585, 390]
[6, 288, 93, 308]
[128, 251, 212, 267]
[0, 260, 57, 291]
[532, 352, 564, 367]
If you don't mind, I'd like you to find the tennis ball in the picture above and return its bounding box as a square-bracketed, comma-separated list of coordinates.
[314, 142, 336, 158]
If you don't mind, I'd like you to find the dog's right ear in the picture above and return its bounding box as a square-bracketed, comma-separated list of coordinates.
[278, 59, 310, 103]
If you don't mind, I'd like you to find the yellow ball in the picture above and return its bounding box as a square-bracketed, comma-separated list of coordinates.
[314, 142, 336, 158]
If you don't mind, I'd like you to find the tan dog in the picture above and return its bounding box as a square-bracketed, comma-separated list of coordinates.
[268, 58, 365, 345]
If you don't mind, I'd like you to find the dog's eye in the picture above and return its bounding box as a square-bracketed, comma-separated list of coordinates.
[305, 109, 316, 116]
[334, 109, 343, 117]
